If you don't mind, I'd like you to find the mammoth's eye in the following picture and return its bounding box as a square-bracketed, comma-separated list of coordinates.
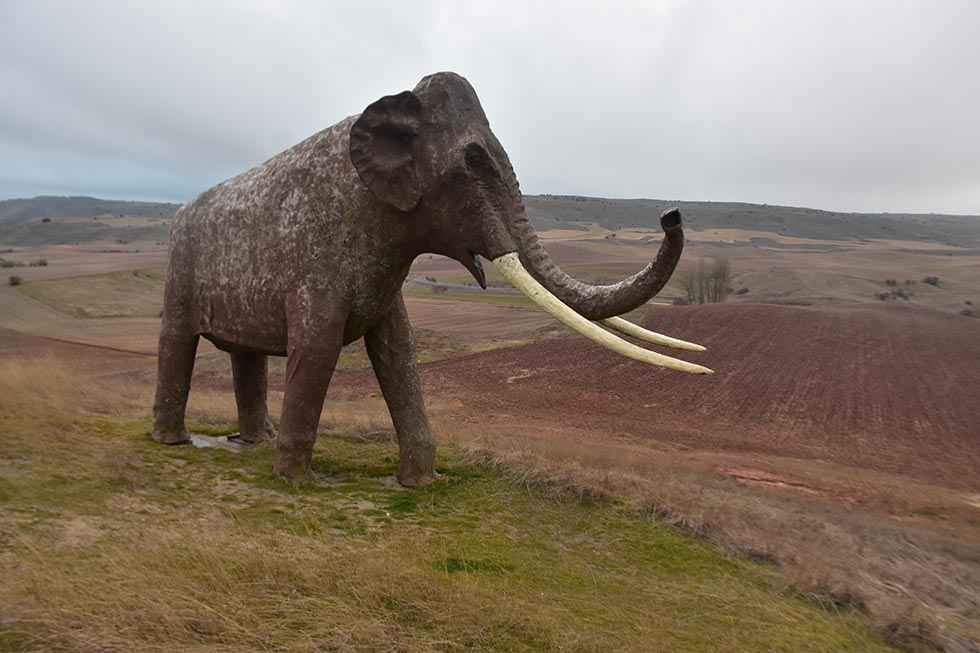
[463, 141, 500, 178]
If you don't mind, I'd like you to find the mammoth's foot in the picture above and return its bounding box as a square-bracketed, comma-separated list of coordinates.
[151, 428, 190, 445]
[396, 445, 436, 488]
[272, 447, 313, 481]
[396, 470, 437, 488]
[229, 415, 277, 446]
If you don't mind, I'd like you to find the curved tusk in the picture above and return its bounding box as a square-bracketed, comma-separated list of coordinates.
[599, 316, 706, 352]
[492, 253, 713, 375]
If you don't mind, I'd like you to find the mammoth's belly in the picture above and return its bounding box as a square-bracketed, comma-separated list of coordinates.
[194, 289, 290, 356]
[192, 285, 398, 357]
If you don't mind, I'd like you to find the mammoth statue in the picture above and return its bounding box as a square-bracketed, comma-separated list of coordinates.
[153, 72, 712, 487]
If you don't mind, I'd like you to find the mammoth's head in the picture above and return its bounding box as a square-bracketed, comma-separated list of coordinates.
[350, 72, 519, 285]
[350, 72, 713, 375]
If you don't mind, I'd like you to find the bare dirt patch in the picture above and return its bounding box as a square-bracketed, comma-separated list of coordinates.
[720, 467, 821, 495]
[57, 516, 103, 548]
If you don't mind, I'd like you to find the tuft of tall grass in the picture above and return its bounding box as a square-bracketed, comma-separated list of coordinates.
[0, 357, 141, 421]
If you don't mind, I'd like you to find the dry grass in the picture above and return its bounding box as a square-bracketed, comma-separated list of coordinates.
[0, 355, 143, 420]
[441, 431, 980, 652]
[16, 269, 164, 318]
[0, 359, 896, 652]
[4, 525, 571, 652]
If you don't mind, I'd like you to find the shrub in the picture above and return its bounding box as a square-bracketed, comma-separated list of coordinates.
[961, 308, 976, 318]
[672, 297, 690, 306]
[8, 275, 22, 286]
[29, 259, 48, 267]
[681, 258, 733, 304]
[41, 217, 51, 223]
[885, 279, 897, 286]
[922, 276, 940, 287]
[877, 288, 911, 302]
[734, 287, 749, 295]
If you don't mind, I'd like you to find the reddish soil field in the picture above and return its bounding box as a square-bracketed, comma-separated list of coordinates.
[332, 302, 980, 491]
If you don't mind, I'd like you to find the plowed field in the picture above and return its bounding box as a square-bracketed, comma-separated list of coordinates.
[330, 302, 980, 490]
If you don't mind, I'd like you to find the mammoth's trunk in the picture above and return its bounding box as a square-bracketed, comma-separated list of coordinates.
[507, 206, 684, 320]
[490, 201, 711, 374]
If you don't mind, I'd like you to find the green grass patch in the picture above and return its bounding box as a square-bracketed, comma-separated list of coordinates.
[439, 557, 514, 575]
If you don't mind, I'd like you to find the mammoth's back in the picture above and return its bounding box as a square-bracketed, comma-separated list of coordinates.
[166, 116, 364, 338]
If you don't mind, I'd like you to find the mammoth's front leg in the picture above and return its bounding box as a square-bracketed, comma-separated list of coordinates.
[365, 293, 436, 487]
[273, 301, 347, 480]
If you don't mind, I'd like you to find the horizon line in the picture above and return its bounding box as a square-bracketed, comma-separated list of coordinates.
[2, 192, 978, 219]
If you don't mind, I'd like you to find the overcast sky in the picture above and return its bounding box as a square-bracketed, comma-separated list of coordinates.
[1, 1, 978, 214]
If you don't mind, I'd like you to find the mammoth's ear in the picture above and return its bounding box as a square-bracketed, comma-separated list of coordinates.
[349, 90, 424, 212]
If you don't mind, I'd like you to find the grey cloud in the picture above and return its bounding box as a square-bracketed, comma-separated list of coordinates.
[1, 0, 978, 213]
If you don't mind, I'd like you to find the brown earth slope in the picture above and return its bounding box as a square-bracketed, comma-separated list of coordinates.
[331, 303, 980, 491]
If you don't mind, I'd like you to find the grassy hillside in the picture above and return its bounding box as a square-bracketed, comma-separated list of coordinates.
[16, 269, 166, 318]
[0, 216, 171, 247]
[0, 196, 178, 246]
[0, 360, 894, 652]
[525, 195, 980, 245]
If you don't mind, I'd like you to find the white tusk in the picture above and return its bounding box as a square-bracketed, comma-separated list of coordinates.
[599, 316, 706, 352]
[492, 253, 714, 375]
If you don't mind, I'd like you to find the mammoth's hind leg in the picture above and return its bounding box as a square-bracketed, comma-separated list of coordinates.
[365, 293, 436, 487]
[152, 331, 200, 445]
[230, 351, 276, 444]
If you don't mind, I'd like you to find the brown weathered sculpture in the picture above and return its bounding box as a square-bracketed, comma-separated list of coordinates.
[153, 72, 711, 486]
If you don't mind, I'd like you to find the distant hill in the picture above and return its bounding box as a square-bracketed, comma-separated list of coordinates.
[0, 196, 180, 246]
[2, 194, 978, 246]
[525, 195, 980, 245]
[0, 196, 180, 226]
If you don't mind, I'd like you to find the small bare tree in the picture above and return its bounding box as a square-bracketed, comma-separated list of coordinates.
[681, 258, 732, 304]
